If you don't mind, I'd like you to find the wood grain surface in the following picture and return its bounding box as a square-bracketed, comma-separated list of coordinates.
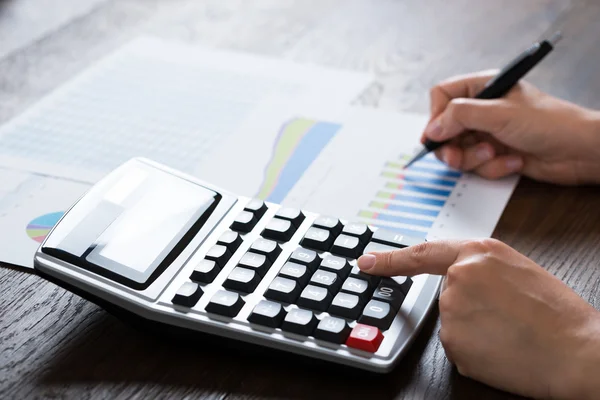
[1, 1, 600, 399]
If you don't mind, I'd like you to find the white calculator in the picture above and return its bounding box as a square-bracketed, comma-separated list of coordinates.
[33, 158, 442, 372]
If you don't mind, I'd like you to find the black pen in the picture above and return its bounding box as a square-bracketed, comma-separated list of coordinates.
[403, 31, 563, 169]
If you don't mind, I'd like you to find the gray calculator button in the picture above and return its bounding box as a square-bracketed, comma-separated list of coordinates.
[238, 252, 270, 276]
[278, 262, 310, 286]
[250, 238, 282, 262]
[262, 218, 296, 242]
[301, 227, 333, 252]
[231, 210, 257, 233]
[281, 308, 318, 336]
[248, 300, 286, 328]
[341, 277, 371, 302]
[313, 216, 343, 235]
[328, 292, 363, 319]
[314, 316, 351, 344]
[244, 199, 268, 219]
[359, 299, 395, 330]
[341, 223, 372, 242]
[371, 229, 422, 248]
[172, 281, 203, 307]
[264, 277, 300, 303]
[205, 244, 232, 268]
[309, 269, 341, 293]
[217, 230, 243, 253]
[223, 267, 261, 293]
[330, 234, 364, 259]
[363, 241, 397, 255]
[190, 259, 220, 283]
[350, 264, 381, 287]
[297, 284, 333, 312]
[205, 290, 245, 317]
[319, 255, 351, 278]
[275, 207, 305, 227]
[289, 247, 320, 271]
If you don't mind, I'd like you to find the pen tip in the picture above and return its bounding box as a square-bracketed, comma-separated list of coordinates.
[548, 31, 562, 46]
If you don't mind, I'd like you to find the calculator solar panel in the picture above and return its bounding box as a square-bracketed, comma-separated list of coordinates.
[34, 158, 441, 372]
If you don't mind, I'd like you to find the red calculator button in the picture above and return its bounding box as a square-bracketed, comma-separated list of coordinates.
[345, 324, 384, 352]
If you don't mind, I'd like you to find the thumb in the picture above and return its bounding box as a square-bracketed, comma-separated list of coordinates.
[357, 240, 465, 276]
[424, 98, 513, 143]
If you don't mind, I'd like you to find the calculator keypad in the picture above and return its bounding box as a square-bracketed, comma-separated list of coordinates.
[171, 198, 421, 355]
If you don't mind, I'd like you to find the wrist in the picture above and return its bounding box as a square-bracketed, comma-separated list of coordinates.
[577, 108, 600, 184]
[564, 311, 600, 400]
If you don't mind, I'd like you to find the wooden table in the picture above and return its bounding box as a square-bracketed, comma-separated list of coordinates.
[2, 1, 600, 398]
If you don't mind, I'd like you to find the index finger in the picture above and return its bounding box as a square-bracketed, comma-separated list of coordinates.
[429, 69, 499, 118]
[357, 240, 467, 276]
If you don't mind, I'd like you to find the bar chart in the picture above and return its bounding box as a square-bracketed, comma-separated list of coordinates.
[356, 153, 461, 238]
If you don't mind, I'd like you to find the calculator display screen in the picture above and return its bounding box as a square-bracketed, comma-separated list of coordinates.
[42, 161, 221, 288]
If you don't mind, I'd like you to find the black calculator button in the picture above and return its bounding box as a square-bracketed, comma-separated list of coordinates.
[261, 218, 296, 242]
[313, 216, 343, 236]
[281, 308, 318, 336]
[342, 222, 372, 243]
[359, 300, 396, 330]
[248, 300, 286, 328]
[363, 241, 397, 255]
[223, 267, 261, 293]
[231, 211, 257, 233]
[372, 278, 406, 312]
[238, 252, 271, 276]
[217, 230, 243, 253]
[278, 262, 310, 286]
[172, 282, 203, 307]
[319, 255, 352, 278]
[330, 234, 364, 259]
[244, 199, 268, 219]
[341, 277, 371, 302]
[350, 264, 381, 287]
[190, 259, 220, 283]
[309, 270, 341, 293]
[289, 247, 321, 271]
[371, 229, 422, 248]
[301, 227, 333, 251]
[328, 292, 363, 320]
[205, 290, 245, 317]
[205, 244, 232, 268]
[264, 277, 301, 303]
[250, 238, 282, 262]
[297, 284, 333, 312]
[275, 207, 305, 227]
[314, 316, 351, 344]
[393, 276, 413, 295]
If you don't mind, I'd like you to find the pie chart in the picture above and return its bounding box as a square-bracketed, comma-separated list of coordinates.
[26, 212, 64, 243]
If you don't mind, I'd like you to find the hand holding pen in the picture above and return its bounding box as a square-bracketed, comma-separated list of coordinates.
[401, 32, 600, 185]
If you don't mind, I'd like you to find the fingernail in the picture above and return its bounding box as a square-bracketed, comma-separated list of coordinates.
[506, 157, 523, 171]
[357, 254, 376, 270]
[476, 145, 493, 161]
[425, 119, 443, 139]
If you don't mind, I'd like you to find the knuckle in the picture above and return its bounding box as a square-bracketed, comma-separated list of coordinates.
[438, 292, 454, 314]
[464, 238, 502, 254]
[447, 98, 470, 118]
[406, 243, 430, 272]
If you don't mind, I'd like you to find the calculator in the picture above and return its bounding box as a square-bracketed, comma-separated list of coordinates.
[33, 158, 442, 373]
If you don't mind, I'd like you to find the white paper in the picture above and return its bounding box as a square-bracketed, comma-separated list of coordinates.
[0, 166, 91, 268]
[198, 106, 519, 241]
[0, 36, 372, 177]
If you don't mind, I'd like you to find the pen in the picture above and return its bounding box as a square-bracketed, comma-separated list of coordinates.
[403, 31, 563, 169]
